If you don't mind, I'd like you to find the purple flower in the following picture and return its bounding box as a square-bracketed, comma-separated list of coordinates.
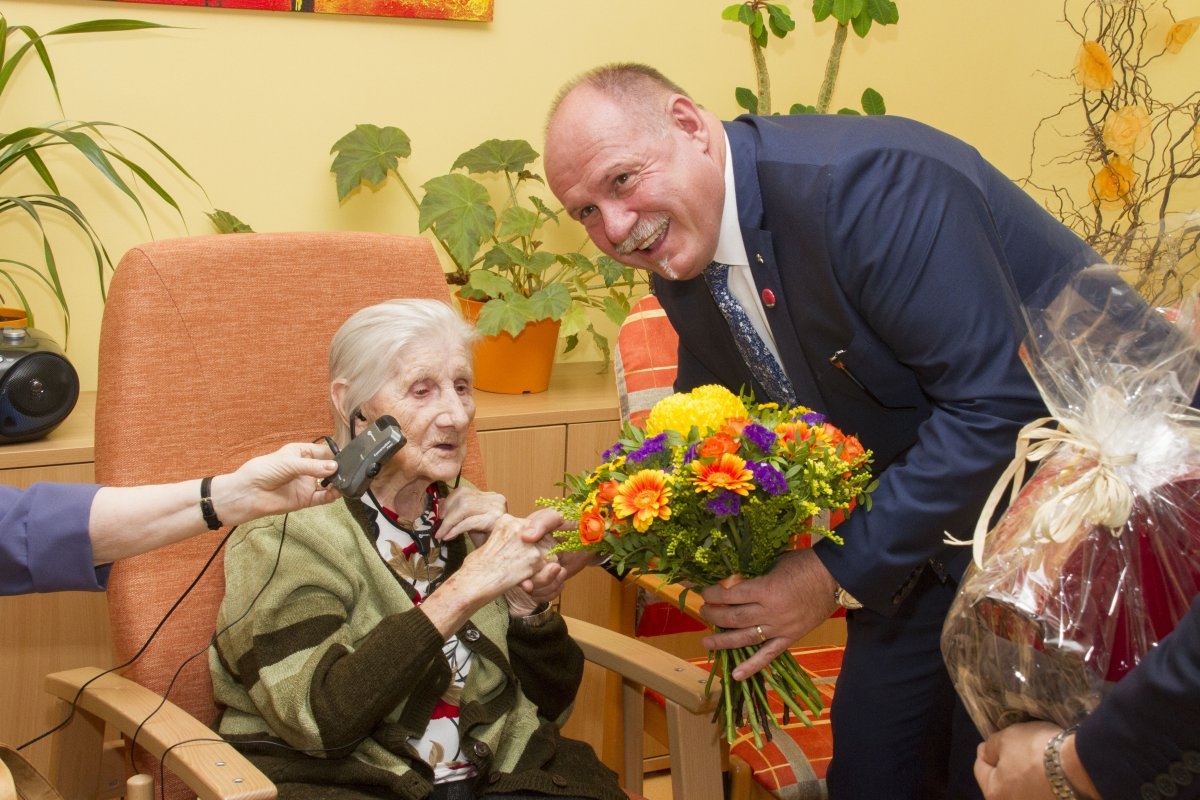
[800, 411, 826, 426]
[628, 433, 668, 464]
[684, 442, 701, 463]
[750, 461, 788, 496]
[602, 442, 625, 461]
[743, 423, 777, 452]
[706, 491, 742, 516]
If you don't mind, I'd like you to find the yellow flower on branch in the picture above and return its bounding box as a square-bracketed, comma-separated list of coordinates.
[1103, 105, 1151, 155]
[1075, 40, 1114, 91]
[691, 452, 755, 496]
[612, 469, 672, 532]
[1165, 16, 1199, 53]
[1089, 156, 1137, 204]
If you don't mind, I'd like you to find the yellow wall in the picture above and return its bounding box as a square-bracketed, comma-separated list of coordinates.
[4, 0, 1198, 390]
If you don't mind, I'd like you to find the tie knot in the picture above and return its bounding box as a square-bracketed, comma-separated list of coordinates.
[705, 260, 732, 288]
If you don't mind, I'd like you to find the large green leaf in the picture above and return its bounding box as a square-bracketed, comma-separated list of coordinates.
[419, 173, 495, 271]
[467, 269, 515, 301]
[735, 86, 759, 114]
[497, 204, 540, 241]
[861, 88, 886, 115]
[452, 139, 539, 175]
[476, 293, 535, 337]
[329, 124, 412, 201]
[527, 283, 573, 322]
[766, 4, 796, 38]
[865, 0, 899, 25]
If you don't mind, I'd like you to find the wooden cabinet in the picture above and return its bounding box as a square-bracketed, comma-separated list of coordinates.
[0, 364, 625, 774]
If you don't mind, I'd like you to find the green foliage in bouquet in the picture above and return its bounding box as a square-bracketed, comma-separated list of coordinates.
[541, 384, 877, 746]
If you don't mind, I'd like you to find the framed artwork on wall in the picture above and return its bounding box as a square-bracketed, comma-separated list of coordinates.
[105, 0, 493, 21]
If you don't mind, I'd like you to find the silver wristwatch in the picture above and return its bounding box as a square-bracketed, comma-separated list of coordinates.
[834, 583, 863, 610]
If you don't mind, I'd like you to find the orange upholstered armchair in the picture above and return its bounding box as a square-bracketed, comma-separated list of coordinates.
[38, 232, 723, 800]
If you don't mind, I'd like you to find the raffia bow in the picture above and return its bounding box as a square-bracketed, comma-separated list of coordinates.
[947, 416, 1137, 568]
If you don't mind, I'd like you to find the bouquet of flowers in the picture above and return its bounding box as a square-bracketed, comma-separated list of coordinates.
[941, 266, 1200, 736]
[541, 384, 876, 747]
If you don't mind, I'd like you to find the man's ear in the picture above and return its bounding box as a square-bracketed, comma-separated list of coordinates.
[668, 94, 712, 147]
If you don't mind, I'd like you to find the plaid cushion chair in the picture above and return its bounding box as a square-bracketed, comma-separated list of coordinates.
[643, 644, 843, 800]
[613, 294, 681, 429]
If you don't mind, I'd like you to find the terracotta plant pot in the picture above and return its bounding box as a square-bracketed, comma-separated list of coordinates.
[456, 295, 561, 394]
[0, 308, 29, 328]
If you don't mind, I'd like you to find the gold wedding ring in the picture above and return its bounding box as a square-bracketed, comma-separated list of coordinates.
[755, 624, 766, 643]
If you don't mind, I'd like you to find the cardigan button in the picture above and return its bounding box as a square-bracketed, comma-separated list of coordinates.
[472, 741, 492, 759]
[1142, 784, 1162, 800]
[1156, 774, 1179, 796]
[463, 627, 481, 642]
[488, 772, 502, 784]
[1184, 751, 1200, 772]
[551, 775, 569, 787]
[1170, 762, 1192, 786]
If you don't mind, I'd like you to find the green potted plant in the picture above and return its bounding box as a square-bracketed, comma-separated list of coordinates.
[330, 123, 643, 393]
[1, 12, 211, 340]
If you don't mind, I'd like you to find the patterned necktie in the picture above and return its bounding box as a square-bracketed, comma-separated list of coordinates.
[703, 261, 797, 406]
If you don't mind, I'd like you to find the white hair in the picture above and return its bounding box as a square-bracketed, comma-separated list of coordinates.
[327, 298, 478, 444]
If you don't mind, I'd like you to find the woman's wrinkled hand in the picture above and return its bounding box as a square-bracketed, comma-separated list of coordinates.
[450, 514, 553, 605]
[435, 484, 508, 544]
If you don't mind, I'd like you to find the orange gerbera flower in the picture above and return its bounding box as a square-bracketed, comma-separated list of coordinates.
[691, 453, 755, 496]
[578, 508, 608, 545]
[699, 432, 740, 458]
[774, 421, 810, 443]
[612, 470, 672, 532]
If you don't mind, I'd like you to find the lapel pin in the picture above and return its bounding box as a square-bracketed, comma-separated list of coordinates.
[761, 288, 776, 308]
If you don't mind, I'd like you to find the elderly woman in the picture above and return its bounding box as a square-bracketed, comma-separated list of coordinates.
[209, 299, 623, 800]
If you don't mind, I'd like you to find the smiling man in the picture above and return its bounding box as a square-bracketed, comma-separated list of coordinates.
[544, 63, 1102, 799]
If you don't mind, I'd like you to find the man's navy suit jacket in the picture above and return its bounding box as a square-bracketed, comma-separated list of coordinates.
[653, 113, 1099, 611]
[653, 112, 1200, 797]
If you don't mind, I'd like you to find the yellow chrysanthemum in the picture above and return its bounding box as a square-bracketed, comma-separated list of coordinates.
[1089, 156, 1137, 204]
[1075, 40, 1114, 91]
[1165, 17, 1200, 54]
[690, 452, 755, 496]
[644, 384, 748, 437]
[612, 469, 672, 532]
[1102, 105, 1150, 156]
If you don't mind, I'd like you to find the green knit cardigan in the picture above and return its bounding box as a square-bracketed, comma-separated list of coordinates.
[208, 497, 624, 800]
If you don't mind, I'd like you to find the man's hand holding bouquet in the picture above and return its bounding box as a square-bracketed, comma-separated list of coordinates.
[540, 384, 876, 747]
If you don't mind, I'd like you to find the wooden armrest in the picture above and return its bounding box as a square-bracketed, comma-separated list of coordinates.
[625, 573, 706, 622]
[563, 616, 716, 714]
[0, 753, 17, 800]
[44, 668, 274, 800]
[563, 616, 723, 800]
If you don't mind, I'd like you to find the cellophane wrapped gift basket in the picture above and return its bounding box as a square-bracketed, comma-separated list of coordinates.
[941, 265, 1200, 736]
